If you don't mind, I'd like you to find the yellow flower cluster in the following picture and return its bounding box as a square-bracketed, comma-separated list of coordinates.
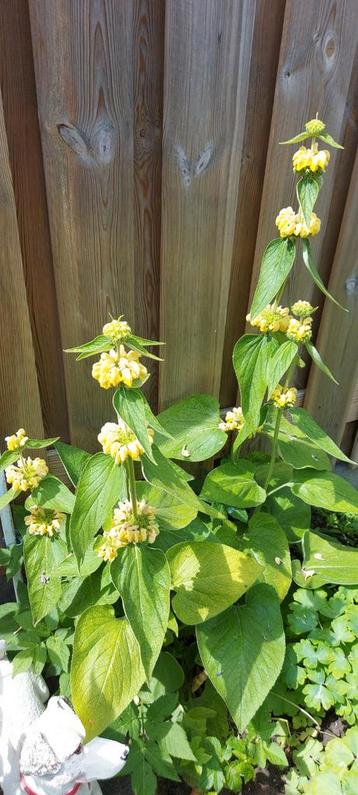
[293, 143, 330, 173]
[102, 317, 131, 343]
[97, 499, 159, 562]
[270, 385, 297, 409]
[246, 304, 290, 333]
[5, 457, 48, 492]
[286, 316, 312, 343]
[291, 300, 315, 318]
[219, 407, 245, 433]
[98, 420, 153, 464]
[5, 428, 28, 451]
[305, 118, 325, 136]
[92, 345, 148, 389]
[275, 207, 321, 238]
[24, 505, 64, 537]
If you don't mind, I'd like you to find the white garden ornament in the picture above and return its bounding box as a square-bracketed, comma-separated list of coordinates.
[0, 640, 129, 795]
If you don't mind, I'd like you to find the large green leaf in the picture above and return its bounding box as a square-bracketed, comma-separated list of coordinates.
[70, 453, 126, 565]
[233, 334, 275, 430]
[296, 173, 322, 226]
[302, 239, 346, 311]
[278, 437, 331, 470]
[318, 132, 344, 149]
[111, 545, 171, 678]
[156, 395, 227, 461]
[59, 566, 118, 617]
[264, 488, 311, 542]
[297, 531, 358, 588]
[305, 341, 338, 384]
[266, 340, 298, 397]
[135, 482, 198, 532]
[250, 237, 296, 319]
[196, 584, 285, 731]
[167, 540, 261, 625]
[0, 486, 17, 512]
[54, 441, 90, 486]
[201, 462, 266, 509]
[29, 475, 75, 513]
[243, 514, 292, 600]
[291, 470, 358, 513]
[288, 408, 354, 464]
[0, 449, 19, 472]
[71, 605, 145, 741]
[65, 334, 111, 360]
[141, 445, 200, 513]
[23, 535, 63, 625]
[113, 387, 155, 462]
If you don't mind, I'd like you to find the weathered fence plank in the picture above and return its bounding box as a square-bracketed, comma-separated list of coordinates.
[29, 0, 163, 448]
[304, 153, 358, 445]
[0, 89, 44, 439]
[220, 0, 286, 407]
[159, 0, 257, 409]
[0, 0, 69, 440]
[247, 0, 358, 388]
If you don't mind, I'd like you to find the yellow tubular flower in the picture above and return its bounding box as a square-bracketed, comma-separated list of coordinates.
[25, 505, 64, 537]
[294, 212, 321, 238]
[305, 119, 325, 136]
[5, 457, 48, 492]
[275, 207, 297, 238]
[102, 317, 131, 343]
[92, 345, 148, 390]
[98, 419, 153, 464]
[291, 300, 315, 318]
[270, 385, 298, 409]
[286, 316, 313, 343]
[219, 407, 245, 433]
[5, 428, 28, 451]
[247, 304, 290, 334]
[292, 144, 330, 173]
[97, 499, 159, 561]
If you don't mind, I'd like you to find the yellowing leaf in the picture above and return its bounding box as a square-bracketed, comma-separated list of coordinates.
[167, 540, 261, 624]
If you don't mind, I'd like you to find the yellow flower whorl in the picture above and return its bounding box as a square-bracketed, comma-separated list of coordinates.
[102, 317, 131, 343]
[246, 304, 290, 334]
[98, 419, 153, 464]
[5, 428, 28, 451]
[92, 345, 148, 390]
[5, 457, 48, 492]
[275, 207, 321, 239]
[97, 499, 160, 561]
[286, 316, 313, 343]
[25, 505, 64, 537]
[270, 385, 297, 409]
[305, 119, 326, 136]
[292, 144, 330, 173]
[219, 407, 245, 433]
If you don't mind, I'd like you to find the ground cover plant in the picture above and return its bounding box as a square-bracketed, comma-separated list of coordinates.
[0, 117, 357, 794]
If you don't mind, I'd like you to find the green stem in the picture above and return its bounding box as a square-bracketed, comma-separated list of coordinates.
[263, 408, 282, 492]
[126, 458, 138, 519]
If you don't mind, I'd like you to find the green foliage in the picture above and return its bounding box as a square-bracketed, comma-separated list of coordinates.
[0, 117, 356, 793]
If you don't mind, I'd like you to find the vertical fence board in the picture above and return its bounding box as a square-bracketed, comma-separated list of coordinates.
[0, 0, 69, 440]
[159, 0, 256, 409]
[29, 0, 163, 449]
[0, 90, 44, 439]
[247, 0, 357, 387]
[220, 0, 285, 408]
[132, 0, 165, 410]
[304, 154, 358, 445]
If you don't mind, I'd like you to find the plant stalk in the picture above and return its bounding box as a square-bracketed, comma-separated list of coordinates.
[263, 408, 282, 492]
[126, 457, 138, 519]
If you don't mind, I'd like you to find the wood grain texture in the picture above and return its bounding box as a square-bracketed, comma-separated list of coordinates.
[304, 153, 358, 445]
[159, 0, 257, 409]
[220, 0, 286, 407]
[0, 88, 44, 439]
[29, 0, 163, 448]
[247, 0, 358, 388]
[132, 0, 164, 411]
[0, 0, 69, 440]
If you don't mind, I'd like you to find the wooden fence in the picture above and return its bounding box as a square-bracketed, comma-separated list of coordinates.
[0, 0, 357, 456]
